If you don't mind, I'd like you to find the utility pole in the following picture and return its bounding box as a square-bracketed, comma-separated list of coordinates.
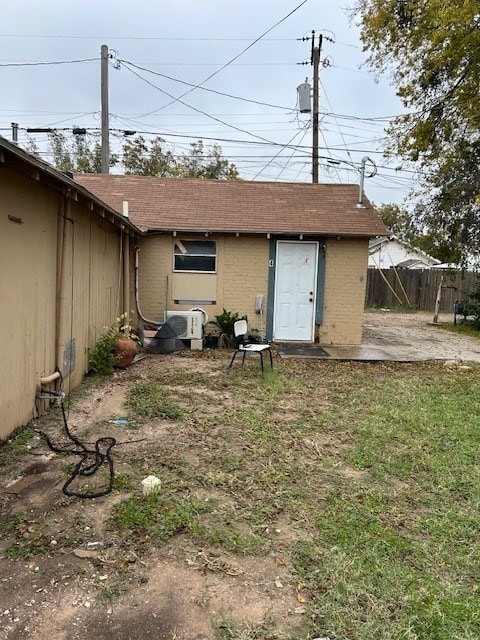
[298, 31, 330, 183]
[101, 44, 109, 174]
[311, 32, 322, 184]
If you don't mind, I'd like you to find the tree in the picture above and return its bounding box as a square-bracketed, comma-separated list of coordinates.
[46, 131, 118, 173]
[122, 136, 176, 176]
[176, 140, 239, 179]
[353, 0, 480, 261]
[376, 203, 413, 239]
[122, 137, 238, 179]
[35, 131, 238, 180]
[376, 202, 462, 264]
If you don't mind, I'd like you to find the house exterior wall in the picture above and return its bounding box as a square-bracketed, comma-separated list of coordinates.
[136, 234, 270, 330]
[0, 167, 123, 440]
[319, 237, 368, 345]
[137, 233, 368, 346]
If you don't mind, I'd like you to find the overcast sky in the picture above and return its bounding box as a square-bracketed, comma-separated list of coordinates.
[0, 0, 411, 205]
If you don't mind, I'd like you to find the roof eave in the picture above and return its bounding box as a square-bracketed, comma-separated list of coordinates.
[0, 136, 142, 236]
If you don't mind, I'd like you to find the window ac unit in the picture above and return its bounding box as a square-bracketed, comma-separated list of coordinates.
[165, 311, 203, 340]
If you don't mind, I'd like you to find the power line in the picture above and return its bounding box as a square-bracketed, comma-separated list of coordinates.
[137, 0, 309, 118]
[17, 123, 407, 158]
[0, 34, 300, 41]
[0, 58, 98, 67]
[118, 59, 293, 111]
[253, 121, 311, 180]
[119, 63, 296, 148]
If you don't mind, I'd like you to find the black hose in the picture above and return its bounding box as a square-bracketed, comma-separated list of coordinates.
[37, 403, 116, 499]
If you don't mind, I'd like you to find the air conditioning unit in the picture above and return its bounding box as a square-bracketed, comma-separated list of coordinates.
[165, 311, 203, 340]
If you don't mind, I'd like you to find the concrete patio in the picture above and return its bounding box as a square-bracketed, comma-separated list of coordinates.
[276, 311, 480, 364]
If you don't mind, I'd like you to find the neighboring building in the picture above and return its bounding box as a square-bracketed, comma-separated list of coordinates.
[75, 175, 388, 347]
[0, 136, 138, 440]
[369, 236, 440, 269]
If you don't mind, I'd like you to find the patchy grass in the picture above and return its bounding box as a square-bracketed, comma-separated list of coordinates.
[0, 426, 35, 470]
[438, 320, 480, 338]
[125, 382, 183, 421]
[109, 359, 480, 638]
[2, 355, 480, 639]
[110, 491, 205, 543]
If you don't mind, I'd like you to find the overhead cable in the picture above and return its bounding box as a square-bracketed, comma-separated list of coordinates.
[119, 59, 292, 111]
[0, 58, 97, 67]
[138, 0, 309, 118]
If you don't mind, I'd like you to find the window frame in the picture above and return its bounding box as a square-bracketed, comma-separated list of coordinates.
[173, 238, 217, 274]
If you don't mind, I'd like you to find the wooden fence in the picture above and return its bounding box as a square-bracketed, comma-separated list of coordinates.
[365, 268, 479, 312]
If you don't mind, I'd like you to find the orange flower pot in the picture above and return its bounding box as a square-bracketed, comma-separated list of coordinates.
[114, 336, 138, 368]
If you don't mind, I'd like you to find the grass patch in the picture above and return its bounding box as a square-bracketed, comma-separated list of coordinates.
[5, 533, 50, 559]
[112, 473, 135, 491]
[214, 616, 280, 640]
[438, 320, 480, 338]
[0, 426, 35, 470]
[4, 355, 480, 639]
[110, 491, 205, 543]
[125, 382, 183, 421]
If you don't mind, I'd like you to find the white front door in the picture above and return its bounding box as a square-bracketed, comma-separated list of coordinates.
[273, 241, 318, 341]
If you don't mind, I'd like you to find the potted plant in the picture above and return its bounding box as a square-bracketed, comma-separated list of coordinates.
[214, 309, 244, 348]
[88, 312, 140, 375]
[113, 313, 140, 368]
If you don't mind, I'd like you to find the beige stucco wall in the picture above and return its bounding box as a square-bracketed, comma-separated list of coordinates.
[0, 167, 125, 440]
[136, 234, 269, 331]
[319, 237, 368, 345]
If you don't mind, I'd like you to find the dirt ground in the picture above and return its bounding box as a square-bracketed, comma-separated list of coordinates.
[1, 311, 479, 640]
[1, 354, 305, 640]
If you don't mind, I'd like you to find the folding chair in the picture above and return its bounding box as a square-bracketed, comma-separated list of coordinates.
[228, 319, 273, 373]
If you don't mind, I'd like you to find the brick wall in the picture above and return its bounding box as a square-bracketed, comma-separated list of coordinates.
[136, 234, 368, 344]
[319, 237, 368, 345]
[135, 235, 171, 323]
[221, 235, 269, 330]
[136, 234, 269, 331]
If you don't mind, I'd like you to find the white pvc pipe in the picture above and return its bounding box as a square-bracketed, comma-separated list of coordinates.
[40, 371, 61, 385]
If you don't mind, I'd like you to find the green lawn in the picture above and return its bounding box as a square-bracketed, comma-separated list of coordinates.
[2, 357, 480, 639]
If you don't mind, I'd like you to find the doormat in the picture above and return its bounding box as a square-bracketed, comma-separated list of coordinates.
[275, 343, 330, 358]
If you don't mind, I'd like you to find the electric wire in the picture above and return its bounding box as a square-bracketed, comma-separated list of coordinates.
[274, 121, 311, 180]
[0, 57, 97, 67]
[119, 63, 301, 148]
[253, 120, 310, 179]
[118, 59, 293, 111]
[137, 0, 309, 118]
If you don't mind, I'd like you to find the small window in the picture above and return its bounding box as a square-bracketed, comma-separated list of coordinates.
[174, 239, 217, 272]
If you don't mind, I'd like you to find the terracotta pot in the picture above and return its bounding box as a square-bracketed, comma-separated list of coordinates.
[114, 336, 138, 368]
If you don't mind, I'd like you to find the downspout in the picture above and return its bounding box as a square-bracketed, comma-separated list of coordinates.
[122, 200, 130, 324]
[123, 228, 130, 321]
[40, 192, 71, 385]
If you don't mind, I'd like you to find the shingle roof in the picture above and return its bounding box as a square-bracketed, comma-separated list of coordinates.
[74, 174, 389, 237]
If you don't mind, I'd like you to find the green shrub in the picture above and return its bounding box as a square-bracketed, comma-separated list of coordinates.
[87, 327, 119, 375]
[214, 309, 244, 335]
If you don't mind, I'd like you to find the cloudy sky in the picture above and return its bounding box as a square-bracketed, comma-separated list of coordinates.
[0, 0, 412, 205]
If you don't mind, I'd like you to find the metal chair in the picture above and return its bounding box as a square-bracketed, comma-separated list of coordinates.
[228, 319, 273, 373]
